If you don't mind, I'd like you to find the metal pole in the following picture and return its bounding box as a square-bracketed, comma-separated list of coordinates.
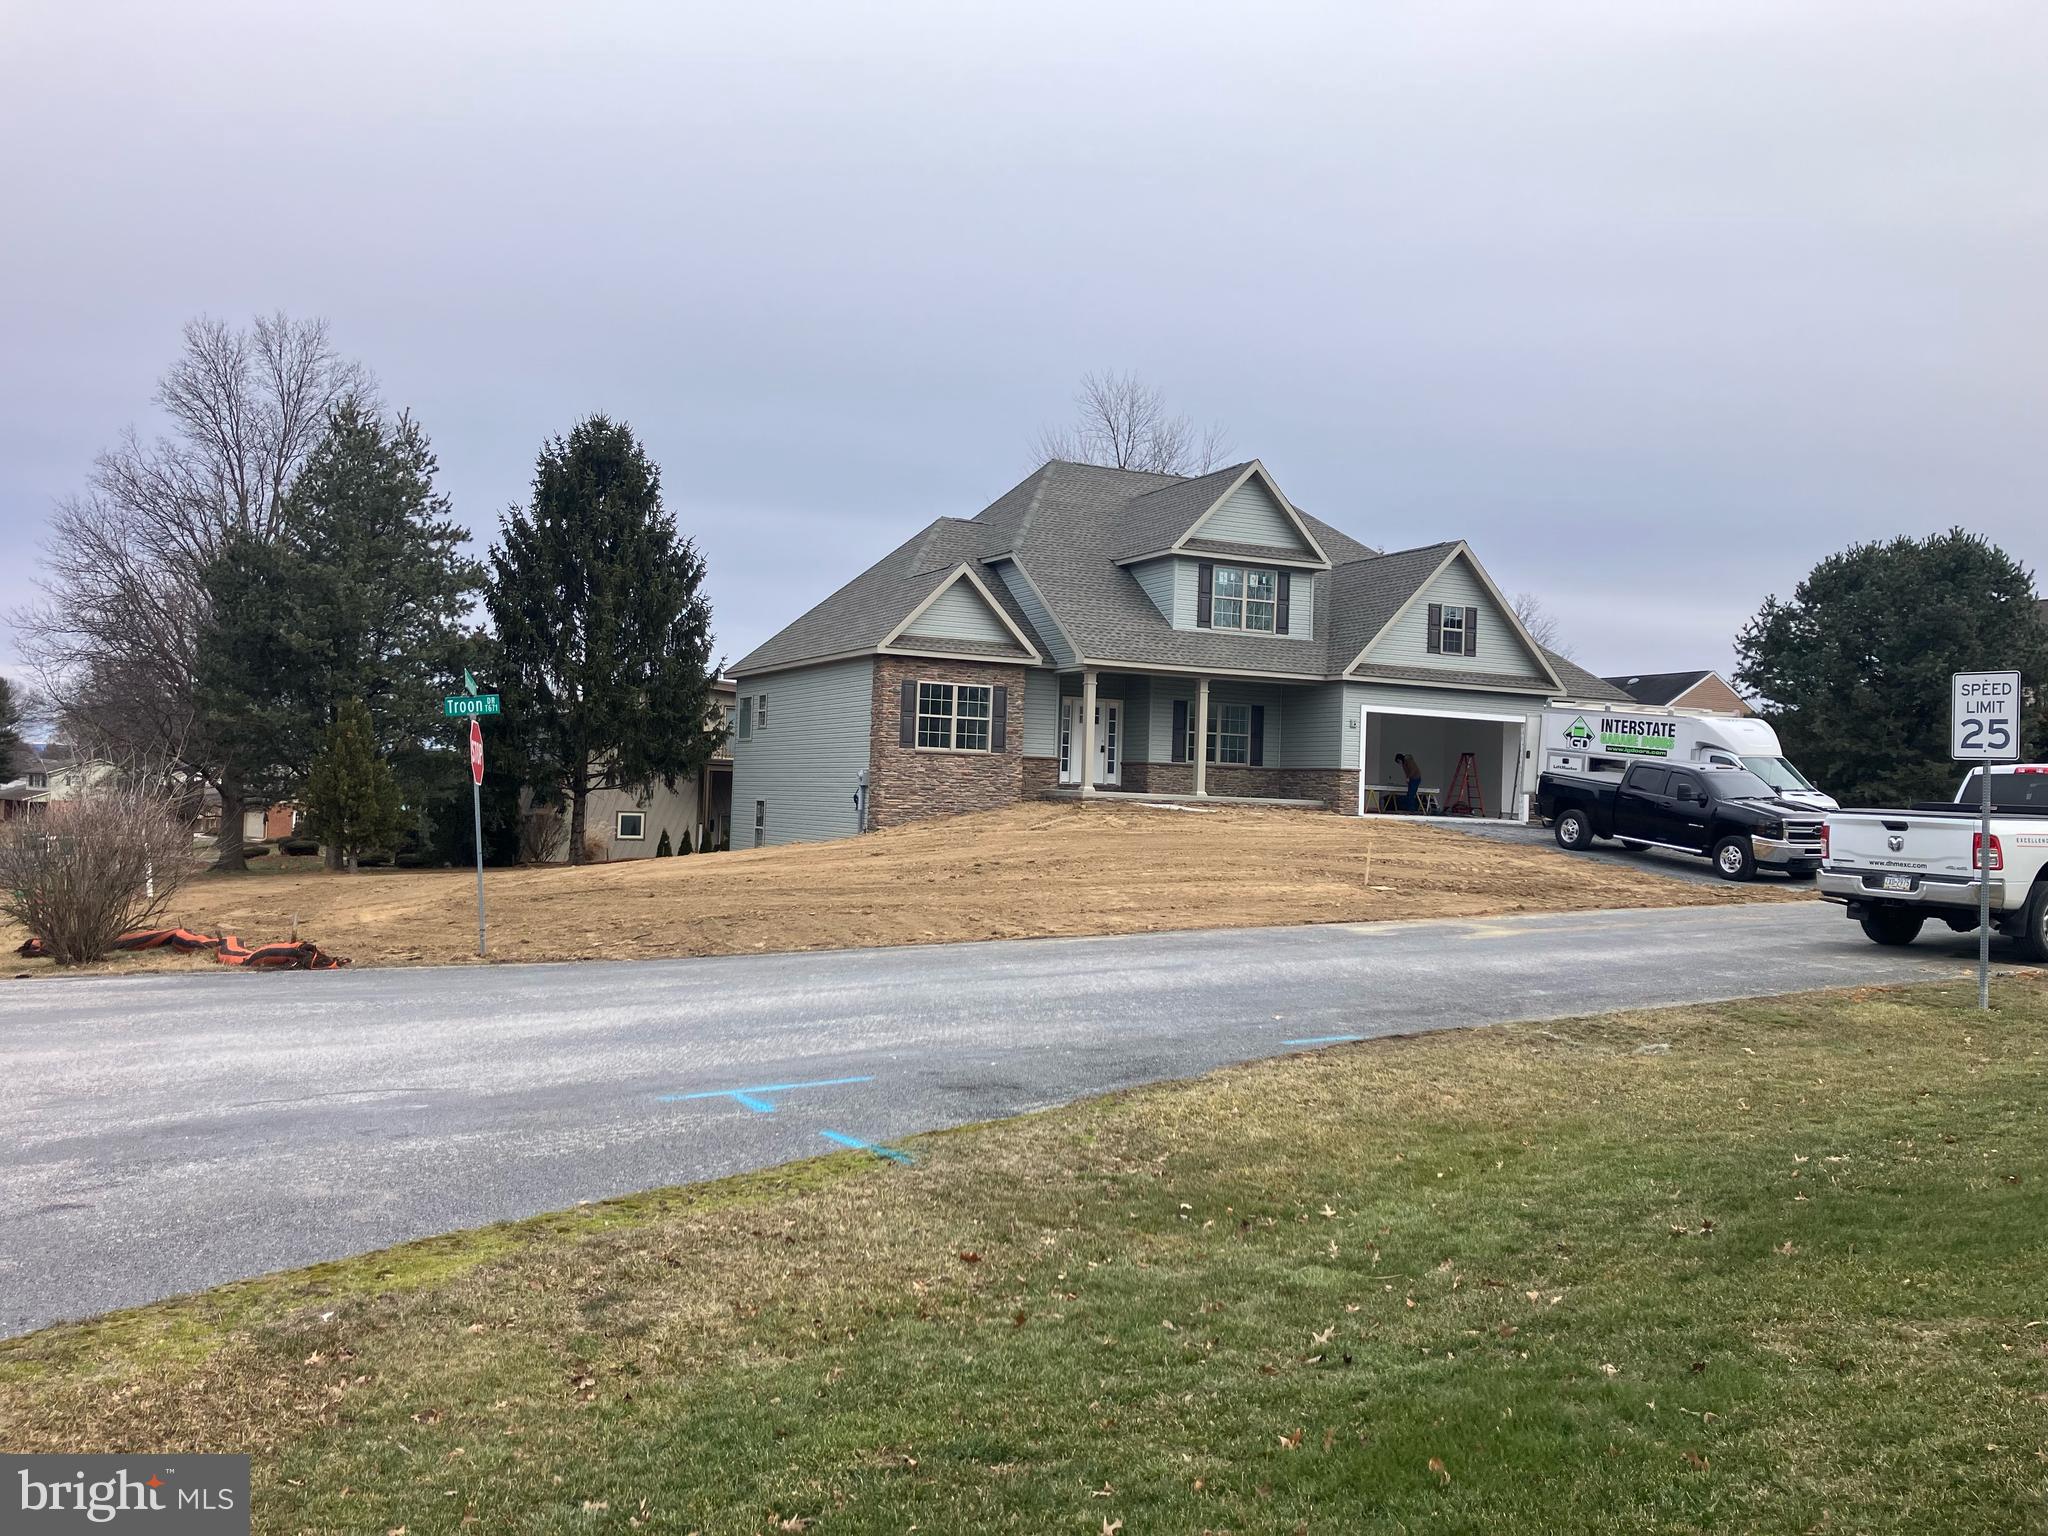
[1979, 764, 1992, 1011]
[472, 773, 487, 958]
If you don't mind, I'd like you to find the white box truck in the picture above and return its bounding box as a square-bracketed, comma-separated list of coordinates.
[1538, 709, 1836, 811]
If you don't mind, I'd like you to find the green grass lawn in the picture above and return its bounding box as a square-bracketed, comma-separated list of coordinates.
[5, 979, 2046, 1534]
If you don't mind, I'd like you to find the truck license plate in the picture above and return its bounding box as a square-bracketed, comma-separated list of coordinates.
[1881, 874, 1912, 893]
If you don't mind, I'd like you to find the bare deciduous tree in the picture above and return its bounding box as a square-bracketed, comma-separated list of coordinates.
[14, 313, 369, 870]
[1032, 370, 1231, 476]
[1509, 591, 1576, 661]
[0, 781, 196, 965]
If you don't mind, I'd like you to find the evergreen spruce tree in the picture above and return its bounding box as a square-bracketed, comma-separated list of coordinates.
[656, 828, 673, 856]
[303, 698, 404, 872]
[486, 416, 720, 863]
[678, 828, 693, 855]
[0, 674, 27, 780]
[286, 398, 484, 857]
[1736, 530, 2048, 805]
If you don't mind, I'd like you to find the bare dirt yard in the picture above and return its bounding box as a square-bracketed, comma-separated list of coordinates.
[6, 802, 1803, 976]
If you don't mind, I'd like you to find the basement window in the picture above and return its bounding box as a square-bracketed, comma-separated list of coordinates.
[616, 811, 646, 840]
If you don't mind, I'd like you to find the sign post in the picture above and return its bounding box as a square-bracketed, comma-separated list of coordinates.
[447, 670, 492, 958]
[1951, 670, 2021, 1010]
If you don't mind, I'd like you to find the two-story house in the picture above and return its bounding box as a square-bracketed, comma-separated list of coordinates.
[729, 459, 1624, 847]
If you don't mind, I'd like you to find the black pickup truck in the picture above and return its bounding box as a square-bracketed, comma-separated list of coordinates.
[1536, 761, 1825, 881]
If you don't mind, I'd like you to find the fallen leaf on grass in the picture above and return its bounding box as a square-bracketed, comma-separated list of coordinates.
[1279, 1428, 1305, 1450]
[1428, 1456, 1450, 1486]
[1683, 1451, 1710, 1471]
[957, 1251, 981, 1264]
[1101, 1521, 1123, 1536]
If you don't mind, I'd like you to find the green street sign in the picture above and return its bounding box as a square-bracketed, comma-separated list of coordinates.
[444, 694, 501, 718]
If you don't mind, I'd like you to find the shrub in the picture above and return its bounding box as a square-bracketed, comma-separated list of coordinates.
[281, 838, 320, 857]
[356, 848, 394, 868]
[519, 810, 566, 865]
[0, 785, 195, 965]
[678, 829, 693, 855]
[242, 844, 272, 859]
[394, 850, 432, 868]
[656, 829, 673, 857]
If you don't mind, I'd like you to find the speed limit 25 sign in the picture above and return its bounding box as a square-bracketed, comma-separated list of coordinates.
[1952, 670, 2022, 762]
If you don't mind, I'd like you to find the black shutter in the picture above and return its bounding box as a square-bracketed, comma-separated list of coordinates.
[1465, 607, 1479, 657]
[1426, 602, 1443, 654]
[1196, 561, 1214, 627]
[990, 685, 1008, 752]
[899, 678, 916, 746]
[1249, 705, 1265, 767]
[1275, 571, 1291, 635]
[1171, 699, 1189, 762]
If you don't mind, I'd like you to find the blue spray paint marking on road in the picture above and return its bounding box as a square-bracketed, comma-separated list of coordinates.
[819, 1129, 913, 1165]
[1280, 1034, 1364, 1046]
[658, 1075, 874, 1113]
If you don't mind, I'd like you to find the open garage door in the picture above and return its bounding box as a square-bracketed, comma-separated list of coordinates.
[1357, 704, 1526, 819]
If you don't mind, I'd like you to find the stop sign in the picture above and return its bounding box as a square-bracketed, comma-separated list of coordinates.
[469, 718, 484, 785]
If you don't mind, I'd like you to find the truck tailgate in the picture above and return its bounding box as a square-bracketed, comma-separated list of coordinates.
[1825, 811, 1977, 881]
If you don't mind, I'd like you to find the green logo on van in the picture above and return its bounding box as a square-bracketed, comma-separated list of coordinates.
[1564, 716, 1594, 750]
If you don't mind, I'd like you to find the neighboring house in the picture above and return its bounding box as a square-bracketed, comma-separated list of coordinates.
[730, 458, 1622, 846]
[1601, 669, 1753, 716]
[537, 678, 737, 860]
[0, 743, 122, 822]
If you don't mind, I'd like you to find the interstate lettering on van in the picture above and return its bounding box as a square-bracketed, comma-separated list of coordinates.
[1598, 717, 1679, 757]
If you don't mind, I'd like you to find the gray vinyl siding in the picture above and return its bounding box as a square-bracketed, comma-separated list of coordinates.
[1194, 480, 1313, 554]
[1339, 682, 1550, 771]
[1147, 678, 1287, 765]
[990, 560, 1075, 668]
[1365, 555, 1545, 678]
[1131, 558, 1177, 624]
[1022, 668, 1061, 756]
[1159, 557, 1315, 638]
[1277, 682, 1348, 769]
[903, 578, 1015, 645]
[729, 657, 875, 846]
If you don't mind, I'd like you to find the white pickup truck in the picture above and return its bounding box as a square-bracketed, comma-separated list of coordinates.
[1819, 765, 2048, 958]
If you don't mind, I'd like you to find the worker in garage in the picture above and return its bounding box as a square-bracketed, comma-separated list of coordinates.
[1395, 752, 1423, 813]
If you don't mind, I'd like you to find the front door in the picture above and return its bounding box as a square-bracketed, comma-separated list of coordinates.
[1060, 698, 1121, 787]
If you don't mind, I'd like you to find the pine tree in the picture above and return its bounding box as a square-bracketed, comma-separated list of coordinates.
[286, 398, 484, 851]
[678, 828, 693, 855]
[0, 674, 26, 780]
[1736, 530, 2048, 805]
[656, 828, 673, 856]
[485, 416, 720, 863]
[303, 698, 404, 872]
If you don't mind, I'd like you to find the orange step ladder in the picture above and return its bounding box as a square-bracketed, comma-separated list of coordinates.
[1445, 751, 1486, 817]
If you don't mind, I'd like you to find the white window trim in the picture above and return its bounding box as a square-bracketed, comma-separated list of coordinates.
[757, 692, 768, 728]
[616, 811, 647, 840]
[915, 680, 995, 753]
[1206, 702, 1252, 765]
[737, 697, 753, 739]
[1208, 564, 1278, 634]
[1438, 606, 1467, 657]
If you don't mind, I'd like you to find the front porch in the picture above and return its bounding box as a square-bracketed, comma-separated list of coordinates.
[1033, 667, 1354, 811]
[1039, 787, 1324, 809]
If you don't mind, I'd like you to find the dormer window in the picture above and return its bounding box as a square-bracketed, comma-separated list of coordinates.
[1439, 606, 1466, 656]
[1210, 565, 1277, 633]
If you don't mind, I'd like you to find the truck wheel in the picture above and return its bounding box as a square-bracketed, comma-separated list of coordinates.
[2016, 881, 2048, 964]
[1554, 810, 1593, 851]
[1711, 836, 1756, 881]
[1620, 840, 1648, 851]
[1859, 909, 1925, 947]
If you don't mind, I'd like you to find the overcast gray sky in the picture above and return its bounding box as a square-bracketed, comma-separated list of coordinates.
[4, 0, 2044, 689]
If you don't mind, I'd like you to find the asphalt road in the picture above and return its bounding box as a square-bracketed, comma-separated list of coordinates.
[0, 901, 2001, 1338]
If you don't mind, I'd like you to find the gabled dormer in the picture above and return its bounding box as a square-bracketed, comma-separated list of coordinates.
[878, 562, 1042, 664]
[1117, 462, 1328, 638]
[1341, 542, 1563, 691]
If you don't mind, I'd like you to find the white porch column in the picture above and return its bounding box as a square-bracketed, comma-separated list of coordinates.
[1079, 669, 1099, 797]
[1193, 676, 1210, 797]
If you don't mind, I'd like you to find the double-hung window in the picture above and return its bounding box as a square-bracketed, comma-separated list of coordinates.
[916, 681, 994, 751]
[1206, 703, 1251, 765]
[1438, 607, 1466, 656]
[1209, 565, 1277, 632]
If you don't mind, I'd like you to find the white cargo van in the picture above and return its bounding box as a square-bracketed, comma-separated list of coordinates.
[1538, 709, 1835, 811]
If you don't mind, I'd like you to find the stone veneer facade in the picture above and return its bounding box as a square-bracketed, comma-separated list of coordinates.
[868, 655, 1030, 831]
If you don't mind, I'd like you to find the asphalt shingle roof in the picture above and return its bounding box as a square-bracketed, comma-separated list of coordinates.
[734, 459, 1572, 695]
[1600, 669, 1719, 706]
